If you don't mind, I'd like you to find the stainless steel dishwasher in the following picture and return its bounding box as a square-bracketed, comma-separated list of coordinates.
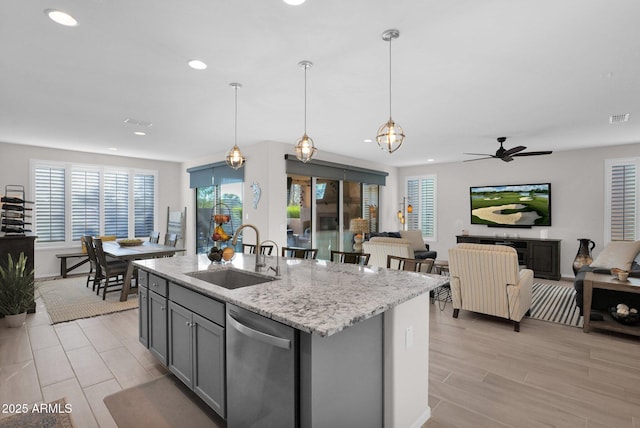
[226, 303, 298, 428]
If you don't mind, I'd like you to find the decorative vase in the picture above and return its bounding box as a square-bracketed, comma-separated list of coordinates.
[5, 312, 27, 328]
[573, 238, 595, 275]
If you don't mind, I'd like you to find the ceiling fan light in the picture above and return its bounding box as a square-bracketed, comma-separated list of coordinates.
[225, 144, 245, 170]
[376, 118, 405, 153]
[295, 134, 317, 163]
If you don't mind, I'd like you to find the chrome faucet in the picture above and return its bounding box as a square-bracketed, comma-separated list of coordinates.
[260, 239, 281, 276]
[231, 224, 266, 271]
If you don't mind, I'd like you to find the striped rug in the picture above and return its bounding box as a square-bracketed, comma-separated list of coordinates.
[530, 282, 583, 328]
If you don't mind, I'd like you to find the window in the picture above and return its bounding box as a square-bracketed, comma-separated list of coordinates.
[605, 158, 639, 243]
[406, 175, 437, 240]
[32, 161, 157, 245]
[104, 171, 129, 238]
[71, 169, 100, 240]
[34, 166, 66, 243]
[134, 174, 155, 238]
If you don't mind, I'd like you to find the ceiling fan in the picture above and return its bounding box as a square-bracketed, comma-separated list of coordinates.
[464, 137, 553, 162]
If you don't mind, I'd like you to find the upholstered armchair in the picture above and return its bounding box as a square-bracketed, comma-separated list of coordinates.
[448, 243, 533, 331]
[363, 237, 414, 268]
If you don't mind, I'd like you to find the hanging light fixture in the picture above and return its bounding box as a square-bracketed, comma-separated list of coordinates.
[294, 60, 318, 163]
[225, 82, 246, 170]
[376, 29, 405, 154]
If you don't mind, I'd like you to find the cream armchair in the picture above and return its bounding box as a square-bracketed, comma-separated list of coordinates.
[448, 243, 533, 331]
[363, 237, 413, 268]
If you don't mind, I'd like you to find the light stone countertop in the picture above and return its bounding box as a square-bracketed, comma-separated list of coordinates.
[134, 253, 449, 337]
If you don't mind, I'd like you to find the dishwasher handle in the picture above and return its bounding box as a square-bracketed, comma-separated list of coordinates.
[227, 312, 291, 350]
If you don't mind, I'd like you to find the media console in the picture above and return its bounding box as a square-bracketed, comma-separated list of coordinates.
[456, 235, 561, 280]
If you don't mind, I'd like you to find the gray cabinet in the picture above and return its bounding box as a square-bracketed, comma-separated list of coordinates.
[166, 282, 226, 418]
[148, 290, 168, 365]
[138, 286, 148, 347]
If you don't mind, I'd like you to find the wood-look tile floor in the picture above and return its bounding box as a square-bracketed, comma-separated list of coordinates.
[1, 279, 638, 427]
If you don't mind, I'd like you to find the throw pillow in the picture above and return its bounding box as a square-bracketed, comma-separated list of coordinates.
[590, 240, 640, 271]
[400, 230, 426, 252]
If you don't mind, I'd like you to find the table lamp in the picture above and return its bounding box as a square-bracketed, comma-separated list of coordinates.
[350, 218, 370, 252]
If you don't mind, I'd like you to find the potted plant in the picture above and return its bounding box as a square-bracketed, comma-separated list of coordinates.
[0, 252, 34, 328]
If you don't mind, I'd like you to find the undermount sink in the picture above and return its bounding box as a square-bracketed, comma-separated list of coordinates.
[185, 268, 276, 290]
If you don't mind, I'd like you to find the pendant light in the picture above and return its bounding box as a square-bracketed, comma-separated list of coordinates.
[225, 82, 246, 170]
[376, 29, 405, 154]
[294, 60, 318, 163]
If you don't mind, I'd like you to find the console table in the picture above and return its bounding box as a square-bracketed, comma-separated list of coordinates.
[456, 235, 561, 280]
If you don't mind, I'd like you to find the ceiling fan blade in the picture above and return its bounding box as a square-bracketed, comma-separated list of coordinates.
[501, 156, 514, 162]
[463, 156, 494, 162]
[512, 150, 553, 157]
[502, 145, 526, 156]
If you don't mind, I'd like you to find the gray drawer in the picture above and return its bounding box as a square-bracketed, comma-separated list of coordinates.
[169, 282, 225, 326]
[137, 270, 149, 288]
[148, 273, 168, 297]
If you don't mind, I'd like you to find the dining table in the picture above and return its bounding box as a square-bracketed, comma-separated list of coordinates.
[103, 241, 186, 301]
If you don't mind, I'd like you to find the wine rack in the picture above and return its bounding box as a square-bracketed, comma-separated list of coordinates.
[1, 185, 33, 235]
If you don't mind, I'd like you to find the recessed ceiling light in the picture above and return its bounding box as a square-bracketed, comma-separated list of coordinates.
[283, 0, 306, 5]
[108, 147, 118, 151]
[45, 9, 78, 27]
[133, 131, 146, 136]
[187, 59, 207, 70]
[363, 139, 373, 143]
[427, 158, 435, 162]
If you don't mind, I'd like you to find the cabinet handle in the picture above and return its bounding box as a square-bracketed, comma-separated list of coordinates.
[160, 306, 165, 311]
[152, 283, 158, 287]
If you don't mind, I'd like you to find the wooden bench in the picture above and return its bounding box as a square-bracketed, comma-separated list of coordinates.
[55, 252, 89, 278]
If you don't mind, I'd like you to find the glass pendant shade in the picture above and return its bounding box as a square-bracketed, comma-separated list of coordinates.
[295, 60, 317, 163]
[295, 133, 317, 163]
[225, 82, 245, 170]
[226, 144, 245, 169]
[376, 118, 405, 153]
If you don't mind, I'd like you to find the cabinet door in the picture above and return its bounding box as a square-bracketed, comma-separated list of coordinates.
[528, 241, 560, 280]
[192, 313, 226, 418]
[168, 301, 194, 388]
[138, 286, 149, 347]
[148, 290, 168, 366]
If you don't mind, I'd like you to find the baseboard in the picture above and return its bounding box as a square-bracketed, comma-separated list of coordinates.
[409, 407, 431, 428]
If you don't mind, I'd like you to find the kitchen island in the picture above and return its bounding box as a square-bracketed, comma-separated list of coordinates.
[134, 253, 448, 428]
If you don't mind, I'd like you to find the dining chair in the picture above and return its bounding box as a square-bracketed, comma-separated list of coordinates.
[149, 231, 160, 244]
[93, 237, 129, 300]
[281, 247, 318, 260]
[82, 235, 101, 290]
[386, 255, 434, 274]
[164, 233, 178, 247]
[330, 250, 370, 266]
[242, 243, 274, 255]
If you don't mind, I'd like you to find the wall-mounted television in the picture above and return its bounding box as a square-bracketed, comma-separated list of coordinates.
[470, 183, 551, 228]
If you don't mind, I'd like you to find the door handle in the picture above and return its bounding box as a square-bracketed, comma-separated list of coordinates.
[227, 312, 291, 350]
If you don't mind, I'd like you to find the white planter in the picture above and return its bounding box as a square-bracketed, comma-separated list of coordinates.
[5, 312, 26, 328]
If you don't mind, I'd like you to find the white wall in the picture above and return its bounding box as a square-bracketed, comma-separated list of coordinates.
[180, 141, 398, 255]
[398, 142, 640, 279]
[0, 142, 183, 278]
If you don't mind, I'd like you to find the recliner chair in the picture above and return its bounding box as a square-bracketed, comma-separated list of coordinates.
[448, 243, 533, 331]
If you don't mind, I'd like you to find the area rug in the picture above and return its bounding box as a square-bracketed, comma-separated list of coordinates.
[36, 276, 138, 324]
[0, 398, 74, 428]
[530, 282, 584, 328]
[104, 375, 224, 428]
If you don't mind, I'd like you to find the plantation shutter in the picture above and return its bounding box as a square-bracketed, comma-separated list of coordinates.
[406, 175, 437, 240]
[34, 166, 66, 242]
[104, 171, 129, 238]
[134, 174, 155, 237]
[71, 169, 100, 240]
[609, 162, 637, 241]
